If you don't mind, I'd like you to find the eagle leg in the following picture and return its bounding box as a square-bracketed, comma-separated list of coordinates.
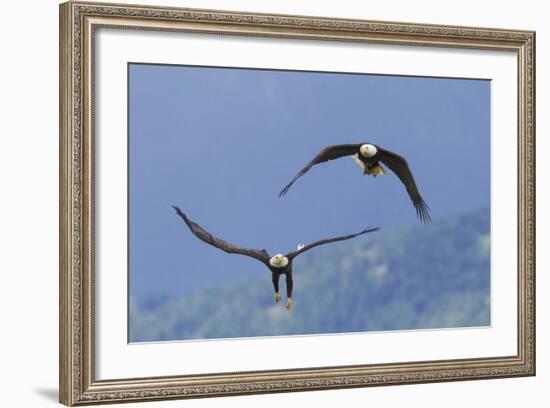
[285, 273, 293, 310]
[286, 298, 293, 310]
[364, 164, 387, 177]
[271, 273, 281, 303]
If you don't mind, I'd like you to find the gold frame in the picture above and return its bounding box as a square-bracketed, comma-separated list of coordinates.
[59, 1, 536, 405]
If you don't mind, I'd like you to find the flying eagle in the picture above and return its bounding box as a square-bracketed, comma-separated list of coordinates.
[173, 206, 378, 310]
[279, 143, 431, 223]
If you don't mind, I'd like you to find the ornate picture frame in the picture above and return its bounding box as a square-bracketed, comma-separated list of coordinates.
[59, 1, 535, 405]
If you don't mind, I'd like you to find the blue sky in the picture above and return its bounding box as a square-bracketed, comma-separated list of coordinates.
[129, 63, 490, 299]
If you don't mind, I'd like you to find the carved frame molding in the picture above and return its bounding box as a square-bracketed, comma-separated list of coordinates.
[59, 1, 535, 405]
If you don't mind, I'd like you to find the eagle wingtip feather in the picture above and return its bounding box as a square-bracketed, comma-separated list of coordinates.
[361, 226, 380, 234]
[172, 205, 189, 221]
[278, 185, 290, 197]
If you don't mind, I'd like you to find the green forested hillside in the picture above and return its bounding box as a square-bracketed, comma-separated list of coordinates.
[130, 208, 490, 342]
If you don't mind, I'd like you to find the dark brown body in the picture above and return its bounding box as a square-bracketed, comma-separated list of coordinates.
[269, 264, 294, 298]
[357, 150, 382, 173]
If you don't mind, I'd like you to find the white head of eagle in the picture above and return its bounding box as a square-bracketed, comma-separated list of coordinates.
[269, 254, 289, 268]
[360, 143, 377, 158]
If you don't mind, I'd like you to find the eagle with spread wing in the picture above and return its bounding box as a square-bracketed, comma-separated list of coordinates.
[279, 143, 431, 223]
[173, 206, 379, 310]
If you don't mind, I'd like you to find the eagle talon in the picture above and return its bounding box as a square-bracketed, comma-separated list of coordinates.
[286, 298, 293, 310]
[274, 292, 282, 303]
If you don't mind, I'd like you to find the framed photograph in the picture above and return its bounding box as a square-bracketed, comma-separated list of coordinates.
[59, 1, 535, 405]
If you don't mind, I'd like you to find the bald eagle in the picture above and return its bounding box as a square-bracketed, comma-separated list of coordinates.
[173, 206, 378, 310]
[279, 143, 431, 223]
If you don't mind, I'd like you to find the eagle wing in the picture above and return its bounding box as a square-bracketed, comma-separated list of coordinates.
[173, 206, 270, 264]
[286, 226, 379, 260]
[377, 147, 431, 223]
[279, 144, 362, 197]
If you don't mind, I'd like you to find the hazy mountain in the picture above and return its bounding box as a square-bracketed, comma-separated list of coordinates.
[130, 207, 490, 342]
